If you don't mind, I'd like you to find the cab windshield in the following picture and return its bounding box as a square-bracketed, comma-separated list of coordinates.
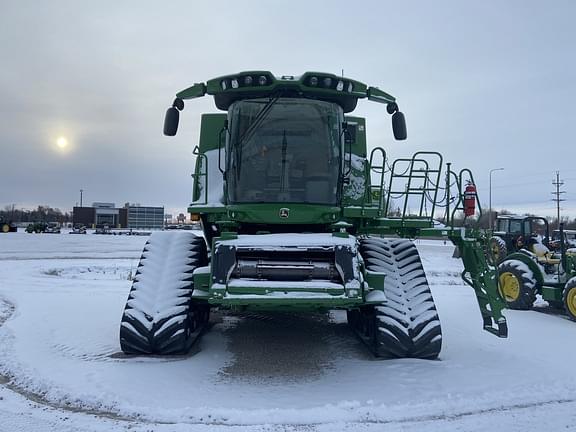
[227, 98, 342, 205]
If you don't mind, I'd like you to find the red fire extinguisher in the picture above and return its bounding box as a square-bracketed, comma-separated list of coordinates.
[464, 182, 476, 217]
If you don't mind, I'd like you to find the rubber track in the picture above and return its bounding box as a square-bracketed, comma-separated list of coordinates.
[358, 237, 442, 359]
[120, 232, 208, 355]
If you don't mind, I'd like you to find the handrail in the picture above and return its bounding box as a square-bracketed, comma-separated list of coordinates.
[367, 147, 387, 215]
[384, 152, 443, 221]
[191, 146, 209, 205]
[449, 168, 483, 228]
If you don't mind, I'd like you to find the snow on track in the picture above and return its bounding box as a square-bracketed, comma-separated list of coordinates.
[0, 233, 576, 431]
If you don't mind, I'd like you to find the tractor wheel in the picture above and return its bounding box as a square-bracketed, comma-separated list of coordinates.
[487, 236, 507, 264]
[1, 223, 9, 233]
[563, 277, 576, 321]
[497, 260, 537, 310]
[355, 237, 442, 360]
[120, 232, 209, 355]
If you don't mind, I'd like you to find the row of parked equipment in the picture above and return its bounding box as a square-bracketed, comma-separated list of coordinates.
[488, 214, 576, 320]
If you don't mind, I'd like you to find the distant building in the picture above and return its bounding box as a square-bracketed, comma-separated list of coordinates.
[73, 203, 126, 228]
[92, 202, 127, 227]
[72, 206, 96, 227]
[72, 202, 164, 229]
[126, 205, 164, 229]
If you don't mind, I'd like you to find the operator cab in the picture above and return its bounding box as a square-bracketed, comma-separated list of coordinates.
[494, 214, 550, 255]
[227, 98, 343, 206]
[163, 71, 407, 239]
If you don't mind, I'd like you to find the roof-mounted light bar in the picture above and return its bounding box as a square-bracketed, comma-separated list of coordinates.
[165, 71, 407, 140]
[219, 72, 274, 91]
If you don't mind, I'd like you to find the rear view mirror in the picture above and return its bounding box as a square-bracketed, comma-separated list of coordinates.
[392, 111, 407, 140]
[164, 107, 180, 136]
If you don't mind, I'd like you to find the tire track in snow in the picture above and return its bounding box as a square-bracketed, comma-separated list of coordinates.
[361, 397, 576, 426]
[0, 256, 139, 261]
[0, 296, 136, 423]
[0, 297, 15, 327]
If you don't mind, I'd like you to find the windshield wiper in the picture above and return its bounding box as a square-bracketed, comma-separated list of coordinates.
[234, 96, 280, 180]
[236, 95, 280, 148]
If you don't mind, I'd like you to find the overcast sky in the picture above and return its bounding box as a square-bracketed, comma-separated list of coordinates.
[1, 0, 575, 218]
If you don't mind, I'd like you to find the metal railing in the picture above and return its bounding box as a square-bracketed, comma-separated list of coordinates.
[191, 146, 208, 205]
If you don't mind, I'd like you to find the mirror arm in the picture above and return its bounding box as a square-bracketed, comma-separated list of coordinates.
[172, 98, 184, 111]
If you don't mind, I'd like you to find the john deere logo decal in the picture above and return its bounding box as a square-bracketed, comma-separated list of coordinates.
[279, 208, 290, 218]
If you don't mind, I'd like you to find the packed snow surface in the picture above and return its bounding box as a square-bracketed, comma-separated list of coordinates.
[222, 233, 357, 248]
[0, 233, 575, 431]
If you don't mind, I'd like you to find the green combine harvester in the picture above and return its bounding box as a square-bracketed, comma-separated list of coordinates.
[119, 71, 508, 359]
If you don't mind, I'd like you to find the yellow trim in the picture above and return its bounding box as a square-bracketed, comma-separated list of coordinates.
[566, 287, 576, 317]
[499, 272, 520, 302]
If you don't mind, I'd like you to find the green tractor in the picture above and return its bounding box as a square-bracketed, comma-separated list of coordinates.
[119, 71, 508, 359]
[497, 223, 576, 320]
[488, 214, 551, 264]
[25, 222, 48, 233]
[0, 218, 17, 233]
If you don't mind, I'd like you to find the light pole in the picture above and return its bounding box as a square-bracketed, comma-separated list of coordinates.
[489, 168, 504, 231]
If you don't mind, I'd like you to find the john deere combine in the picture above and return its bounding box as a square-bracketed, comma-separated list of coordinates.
[120, 71, 508, 359]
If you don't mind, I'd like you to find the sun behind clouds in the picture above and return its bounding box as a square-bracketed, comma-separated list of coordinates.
[53, 135, 74, 154]
[56, 136, 68, 149]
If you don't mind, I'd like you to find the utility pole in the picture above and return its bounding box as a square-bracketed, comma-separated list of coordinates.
[80, 189, 84, 208]
[551, 171, 565, 230]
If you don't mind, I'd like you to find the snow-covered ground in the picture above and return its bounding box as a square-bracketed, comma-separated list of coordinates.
[0, 232, 575, 431]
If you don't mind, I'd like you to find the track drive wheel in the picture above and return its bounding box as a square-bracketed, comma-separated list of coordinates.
[351, 237, 442, 360]
[497, 260, 537, 310]
[563, 277, 576, 321]
[487, 236, 507, 264]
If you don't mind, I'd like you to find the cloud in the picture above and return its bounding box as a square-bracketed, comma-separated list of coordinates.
[1, 1, 575, 217]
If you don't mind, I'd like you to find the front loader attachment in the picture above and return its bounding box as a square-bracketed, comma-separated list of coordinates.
[451, 230, 508, 337]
